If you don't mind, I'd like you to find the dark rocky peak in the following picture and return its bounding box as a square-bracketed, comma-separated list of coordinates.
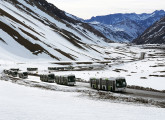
[133, 17, 165, 44]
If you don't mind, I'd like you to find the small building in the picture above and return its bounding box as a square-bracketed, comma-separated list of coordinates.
[139, 52, 146, 60]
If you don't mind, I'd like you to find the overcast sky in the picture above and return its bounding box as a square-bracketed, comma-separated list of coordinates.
[46, 0, 165, 19]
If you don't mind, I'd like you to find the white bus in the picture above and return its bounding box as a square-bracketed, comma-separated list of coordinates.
[90, 77, 127, 92]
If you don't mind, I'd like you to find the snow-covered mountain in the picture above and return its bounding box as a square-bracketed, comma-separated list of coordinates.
[0, 0, 111, 61]
[85, 10, 165, 42]
[133, 17, 165, 44]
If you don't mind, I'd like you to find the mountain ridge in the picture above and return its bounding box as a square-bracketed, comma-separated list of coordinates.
[0, 0, 112, 61]
[85, 10, 165, 42]
[133, 17, 165, 44]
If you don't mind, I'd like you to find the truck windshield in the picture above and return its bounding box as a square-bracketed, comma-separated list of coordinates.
[48, 74, 55, 79]
[68, 76, 75, 82]
[116, 79, 126, 88]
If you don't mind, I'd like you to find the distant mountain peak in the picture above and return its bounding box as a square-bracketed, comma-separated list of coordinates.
[153, 10, 165, 13]
[85, 10, 165, 42]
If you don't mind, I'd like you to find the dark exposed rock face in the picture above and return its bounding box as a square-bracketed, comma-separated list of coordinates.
[133, 17, 165, 44]
[30, 0, 108, 39]
[3, 0, 109, 41]
[0, 0, 112, 60]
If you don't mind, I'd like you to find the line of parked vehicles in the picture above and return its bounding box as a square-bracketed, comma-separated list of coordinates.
[3, 68, 76, 86]
[4, 68, 28, 79]
[3, 67, 127, 92]
[40, 74, 76, 86]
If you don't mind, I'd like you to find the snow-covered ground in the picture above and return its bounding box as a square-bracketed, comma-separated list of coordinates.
[0, 80, 165, 120]
[0, 43, 165, 119]
[0, 43, 165, 90]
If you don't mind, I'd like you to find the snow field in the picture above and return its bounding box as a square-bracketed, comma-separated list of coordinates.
[0, 80, 165, 120]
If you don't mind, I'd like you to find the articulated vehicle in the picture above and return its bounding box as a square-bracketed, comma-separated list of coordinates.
[8, 68, 19, 76]
[48, 67, 58, 71]
[18, 72, 28, 79]
[90, 77, 127, 92]
[3, 69, 8, 74]
[3, 68, 19, 76]
[27, 68, 38, 74]
[40, 74, 55, 83]
[8, 70, 12, 75]
[11, 71, 18, 77]
[49, 67, 65, 71]
[3, 69, 11, 75]
[7, 70, 13, 76]
[48, 66, 74, 71]
[27, 68, 38, 71]
[10, 68, 19, 72]
[55, 74, 76, 86]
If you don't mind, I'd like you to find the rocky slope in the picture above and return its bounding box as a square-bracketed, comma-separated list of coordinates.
[85, 10, 165, 42]
[0, 0, 111, 61]
[133, 17, 165, 44]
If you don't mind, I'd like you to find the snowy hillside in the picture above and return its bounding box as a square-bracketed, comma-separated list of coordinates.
[85, 10, 165, 42]
[0, 0, 111, 61]
[133, 17, 165, 44]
